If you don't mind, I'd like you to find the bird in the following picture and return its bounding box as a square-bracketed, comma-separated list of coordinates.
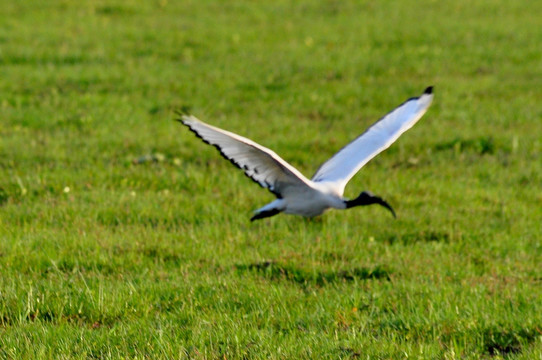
[179, 86, 434, 221]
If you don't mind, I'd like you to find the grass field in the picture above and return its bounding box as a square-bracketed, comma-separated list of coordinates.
[1, 0, 541, 358]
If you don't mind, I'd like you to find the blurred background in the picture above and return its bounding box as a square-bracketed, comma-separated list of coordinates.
[0, 1, 541, 358]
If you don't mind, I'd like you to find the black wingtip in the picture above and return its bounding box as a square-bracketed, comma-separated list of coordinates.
[174, 112, 190, 125]
[174, 107, 194, 124]
[424, 86, 434, 95]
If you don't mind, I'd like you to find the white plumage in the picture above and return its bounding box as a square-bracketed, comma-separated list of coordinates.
[180, 86, 434, 221]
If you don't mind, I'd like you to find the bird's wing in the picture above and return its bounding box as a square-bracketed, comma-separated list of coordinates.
[311, 87, 434, 195]
[180, 115, 313, 198]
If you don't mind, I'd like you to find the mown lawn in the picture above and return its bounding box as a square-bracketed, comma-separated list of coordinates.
[1, 0, 541, 358]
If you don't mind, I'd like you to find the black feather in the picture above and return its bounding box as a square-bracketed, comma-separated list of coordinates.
[179, 118, 282, 198]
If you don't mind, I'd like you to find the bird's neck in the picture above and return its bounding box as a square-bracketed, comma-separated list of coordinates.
[345, 192, 372, 208]
[344, 191, 396, 218]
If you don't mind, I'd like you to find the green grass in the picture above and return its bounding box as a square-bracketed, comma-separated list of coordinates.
[1, 0, 541, 358]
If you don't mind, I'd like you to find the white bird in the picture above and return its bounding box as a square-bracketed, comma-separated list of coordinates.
[179, 86, 434, 221]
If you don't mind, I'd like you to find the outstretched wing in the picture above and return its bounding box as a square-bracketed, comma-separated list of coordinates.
[312, 87, 434, 195]
[180, 115, 313, 198]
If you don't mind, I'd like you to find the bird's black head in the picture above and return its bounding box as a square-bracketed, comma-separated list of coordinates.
[345, 191, 396, 218]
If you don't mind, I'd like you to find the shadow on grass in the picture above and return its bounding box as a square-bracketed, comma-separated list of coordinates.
[438, 325, 541, 357]
[480, 326, 540, 357]
[235, 261, 391, 286]
[386, 230, 451, 245]
[433, 136, 498, 155]
[0, 188, 8, 206]
[0, 308, 120, 330]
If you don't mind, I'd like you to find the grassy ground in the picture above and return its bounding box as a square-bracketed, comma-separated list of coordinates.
[1, 0, 541, 358]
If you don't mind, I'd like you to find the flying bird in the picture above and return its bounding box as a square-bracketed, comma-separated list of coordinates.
[179, 86, 433, 221]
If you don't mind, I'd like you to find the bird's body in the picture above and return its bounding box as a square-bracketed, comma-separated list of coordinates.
[258, 183, 346, 218]
[180, 86, 434, 221]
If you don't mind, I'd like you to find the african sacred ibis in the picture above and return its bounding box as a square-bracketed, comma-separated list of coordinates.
[179, 86, 433, 221]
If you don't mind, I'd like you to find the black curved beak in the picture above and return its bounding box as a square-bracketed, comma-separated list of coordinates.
[376, 197, 396, 218]
[346, 191, 396, 218]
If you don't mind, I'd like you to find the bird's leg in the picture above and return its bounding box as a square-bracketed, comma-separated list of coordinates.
[250, 208, 282, 222]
